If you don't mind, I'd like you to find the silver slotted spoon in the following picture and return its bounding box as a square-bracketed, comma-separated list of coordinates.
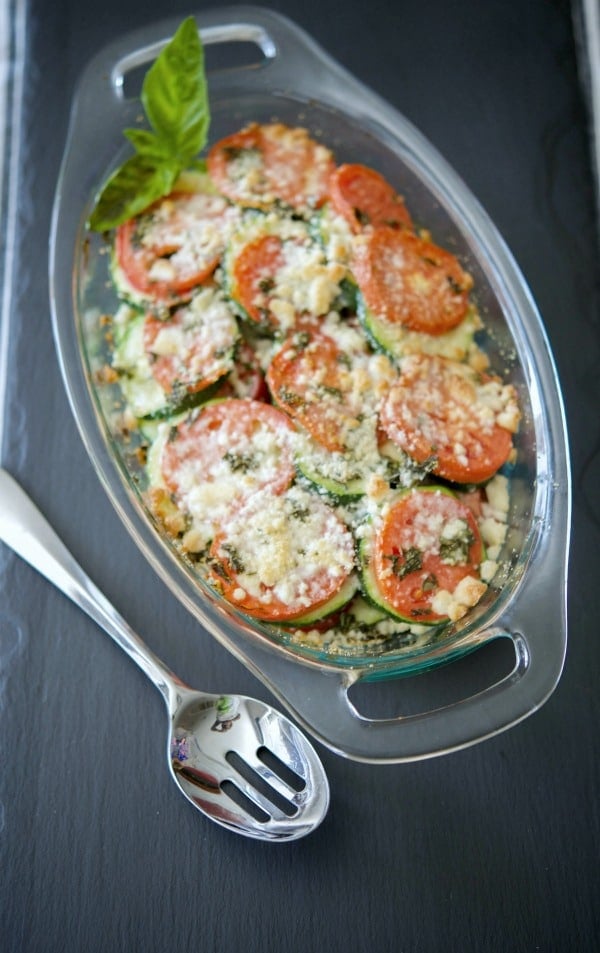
[0, 468, 330, 841]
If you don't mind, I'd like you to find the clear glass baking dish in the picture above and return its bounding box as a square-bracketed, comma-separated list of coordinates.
[49, 5, 570, 762]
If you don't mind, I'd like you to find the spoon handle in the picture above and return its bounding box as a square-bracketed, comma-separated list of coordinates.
[0, 468, 178, 702]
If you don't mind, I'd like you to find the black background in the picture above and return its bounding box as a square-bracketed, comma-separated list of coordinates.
[2, 1, 599, 951]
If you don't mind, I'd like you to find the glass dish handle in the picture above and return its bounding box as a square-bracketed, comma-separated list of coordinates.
[234, 546, 568, 763]
[73, 7, 335, 111]
[57, 8, 340, 208]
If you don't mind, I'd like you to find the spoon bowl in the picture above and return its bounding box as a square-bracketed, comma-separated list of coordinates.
[0, 468, 329, 841]
[168, 688, 328, 836]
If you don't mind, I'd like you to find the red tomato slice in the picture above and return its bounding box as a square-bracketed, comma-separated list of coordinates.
[266, 324, 360, 453]
[373, 488, 484, 623]
[207, 123, 335, 212]
[208, 487, 355, 621]
[329, 163, 413, 233]
[230, 232, 344, 332]
[352, 226, 473, 335]
[229, 234, 287, 331]
[143, 293, 238, 397]
[379, 353, 515, 484]
[115, 190, 238, 304]
[161, 399, 296, 504]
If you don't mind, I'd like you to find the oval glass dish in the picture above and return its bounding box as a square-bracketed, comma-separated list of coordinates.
[49, 6, 570, 762]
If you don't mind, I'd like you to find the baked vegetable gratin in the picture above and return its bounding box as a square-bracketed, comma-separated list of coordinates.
[94, 113, 521, 656]
[50, 10, 570, 760]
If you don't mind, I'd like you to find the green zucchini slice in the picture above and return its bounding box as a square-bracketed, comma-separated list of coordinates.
[288, 574, 359, 626]
[357, 292, 482, 363]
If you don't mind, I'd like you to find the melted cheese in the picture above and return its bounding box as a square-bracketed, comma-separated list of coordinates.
[143, 192, 241, 282]
[214, 486, 354, 610]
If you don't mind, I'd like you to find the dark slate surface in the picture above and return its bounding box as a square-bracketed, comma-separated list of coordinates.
[1, 1, 598, 951]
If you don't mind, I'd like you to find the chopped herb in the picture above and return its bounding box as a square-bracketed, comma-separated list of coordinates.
[293, 331, 311, 349]
[421, 574, 438, 592]
[278, 388, 304, 407]
[319, 384, 344, 400]
[115, 367, 134, 380]
[220, 544, 246, 574]
[222, 145, 247, 160]
[337, 612, 373, 635]
[353, 207, 370, 226]
[168, 380, 189, 406]
[333, 278, 358, 313]
[205, 554, 229, 580]
[255, 308, 277, 334]
[447, 275, 465, 294]
[290, 503, 311, 521]
[439, 522, 474, 565]
[131, 218, 152, 248]
[387, 452, 437, 488]
[223, 450, 257, 473]
[258, 276, 275, 294]
[337, 612, 354, 633]
[386, 546, 423, 578]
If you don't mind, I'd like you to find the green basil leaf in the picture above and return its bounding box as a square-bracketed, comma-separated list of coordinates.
[88, 16, 210, 232]
[123, 128, 174, 160]
[141, 16, 209, 162]
[87, 153, 179, 231]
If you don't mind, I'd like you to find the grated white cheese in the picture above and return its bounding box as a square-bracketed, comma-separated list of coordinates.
[153, 402, 295, 551]
[485, 473, 510, 515]
[215, 485, 355, 611]
[431, 575, 488, 622]
[142, 192, 241, 284]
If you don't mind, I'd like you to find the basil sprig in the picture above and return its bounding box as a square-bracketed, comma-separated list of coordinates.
[88, 17, 209, 232]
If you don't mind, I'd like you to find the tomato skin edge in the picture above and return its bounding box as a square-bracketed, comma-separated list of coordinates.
[207, 555, 355, 623]
[329, 163, 413, 234]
